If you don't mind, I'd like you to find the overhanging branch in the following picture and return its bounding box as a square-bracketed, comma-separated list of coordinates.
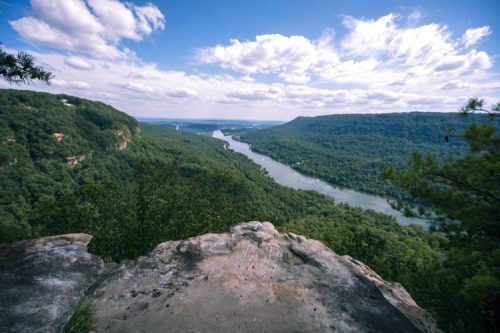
[427, 171, 500, 201]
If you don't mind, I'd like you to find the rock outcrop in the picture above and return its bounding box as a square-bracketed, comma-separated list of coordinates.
[0, 234, 104, 333]
[0, 222, 441, 332]
[92, 222, 440, 333]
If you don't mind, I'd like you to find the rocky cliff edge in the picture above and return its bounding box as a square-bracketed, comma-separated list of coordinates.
[0, 222, 441, 333]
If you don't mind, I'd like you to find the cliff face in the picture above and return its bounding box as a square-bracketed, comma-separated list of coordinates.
[0, 222, 441, 333]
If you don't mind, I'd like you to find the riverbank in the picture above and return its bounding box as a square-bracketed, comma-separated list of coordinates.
[212, 130, 428, 227]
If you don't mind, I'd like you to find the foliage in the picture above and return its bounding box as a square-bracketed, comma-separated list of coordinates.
[386, 102, 499, 239]
[34, 162, 255, 261]
[2, 89, 498, 331]
[387, 101, 500, 332]
[385, 124, 499, 238]
[460, 97, 500, 117]
[0, 89, 332, 253]
[63, 302, 94, 333]
[0, 89, 138, 242]
[0, 46, 53, 84]
[240, 112, 491, 199]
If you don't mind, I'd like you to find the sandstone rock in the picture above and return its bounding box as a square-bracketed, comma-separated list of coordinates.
[0, 223, 441, 332]
[92, 222, 440, 333]
[0, 234, 104, 333]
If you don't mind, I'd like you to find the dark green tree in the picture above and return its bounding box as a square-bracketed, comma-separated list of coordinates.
[386, 98, 499, 239]
[386, 98, 500, 332]
[460, 97, 500, 117]
[0, 46, 53, 84]
[134, 157, 155, 253]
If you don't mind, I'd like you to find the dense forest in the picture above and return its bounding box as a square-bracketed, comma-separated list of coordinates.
[0, 89, 497, 332]
[0, 89, 335, 251]
[239, 113, 493, 199]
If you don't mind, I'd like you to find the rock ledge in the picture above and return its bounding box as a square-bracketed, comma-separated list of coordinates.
[0, 223, 440, 332]
[92, 222, 440, 333]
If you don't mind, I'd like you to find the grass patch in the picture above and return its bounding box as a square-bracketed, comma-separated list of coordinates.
[63, 302, 94, 333]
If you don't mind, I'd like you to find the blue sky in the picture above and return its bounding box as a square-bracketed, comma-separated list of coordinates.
[1, 0, 499, 120]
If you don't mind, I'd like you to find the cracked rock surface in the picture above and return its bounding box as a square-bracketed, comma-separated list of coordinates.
[91, 222, 440, 333]
[0, 234, 104, 333]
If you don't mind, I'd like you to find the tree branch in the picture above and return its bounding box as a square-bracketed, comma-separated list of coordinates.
[427, 171, 500, 201]
[469, 108, 500, 116]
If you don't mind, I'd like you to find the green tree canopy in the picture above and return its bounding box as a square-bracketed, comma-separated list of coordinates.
[386, 99, 499, 240]
[0, 46, 53, 84]
[386, 98, 500, 332]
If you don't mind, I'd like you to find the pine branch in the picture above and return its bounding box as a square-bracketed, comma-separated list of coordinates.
[427, 171, 500, 201]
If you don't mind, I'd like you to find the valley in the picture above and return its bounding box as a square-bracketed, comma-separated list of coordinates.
[0, 90, 498, 332]
[1, 1, 499, 331]
[238, 113, 488, 199]
[212, 130, 427, 226]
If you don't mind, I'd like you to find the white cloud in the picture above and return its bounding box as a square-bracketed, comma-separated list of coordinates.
[434, 51, 491, 74]
[51, 78, 90, 90]
[341, 13, 398, 57]
[386, 24, 454, 65]
[5, 11, 498, 120]
[64, 57, 94, 70]
[121, 82, 155, 93]
[341, 14, 459, 71]
[364, 90, 400, 103]
[226, 89, 273, 101]
[69, 81, 91, 90]
[407, 10, 421, 24]
[339, 14, 466, 73]
[87, 0, 141, 42]
[51, 79, 67, 87]
[198, 33, 339, 83]
[135, 3, 166, 34]
[10, 41, 498, 120]
[31, 0, 102, 34]
[166, 88, 197, 98]
[462, 26, 491, 48]
[9, 0, 165, 59]
[197, 13, 493, 92]
[440, 80, 476, 90]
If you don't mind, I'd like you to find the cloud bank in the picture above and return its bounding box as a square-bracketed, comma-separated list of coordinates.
[5, 4, 499, 120]
[199, 14, 493, 87]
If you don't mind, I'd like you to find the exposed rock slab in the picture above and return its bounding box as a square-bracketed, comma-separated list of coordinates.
[0, 234, 103, 333]
[92, 222, 439, 333]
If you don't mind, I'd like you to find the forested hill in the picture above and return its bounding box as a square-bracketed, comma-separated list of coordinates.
[0, 89, 140, 234]
[0, 89, 296, 245]
[240, 112, 492, 198]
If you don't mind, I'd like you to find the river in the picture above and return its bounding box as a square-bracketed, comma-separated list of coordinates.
[212, 130, 427, 227]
